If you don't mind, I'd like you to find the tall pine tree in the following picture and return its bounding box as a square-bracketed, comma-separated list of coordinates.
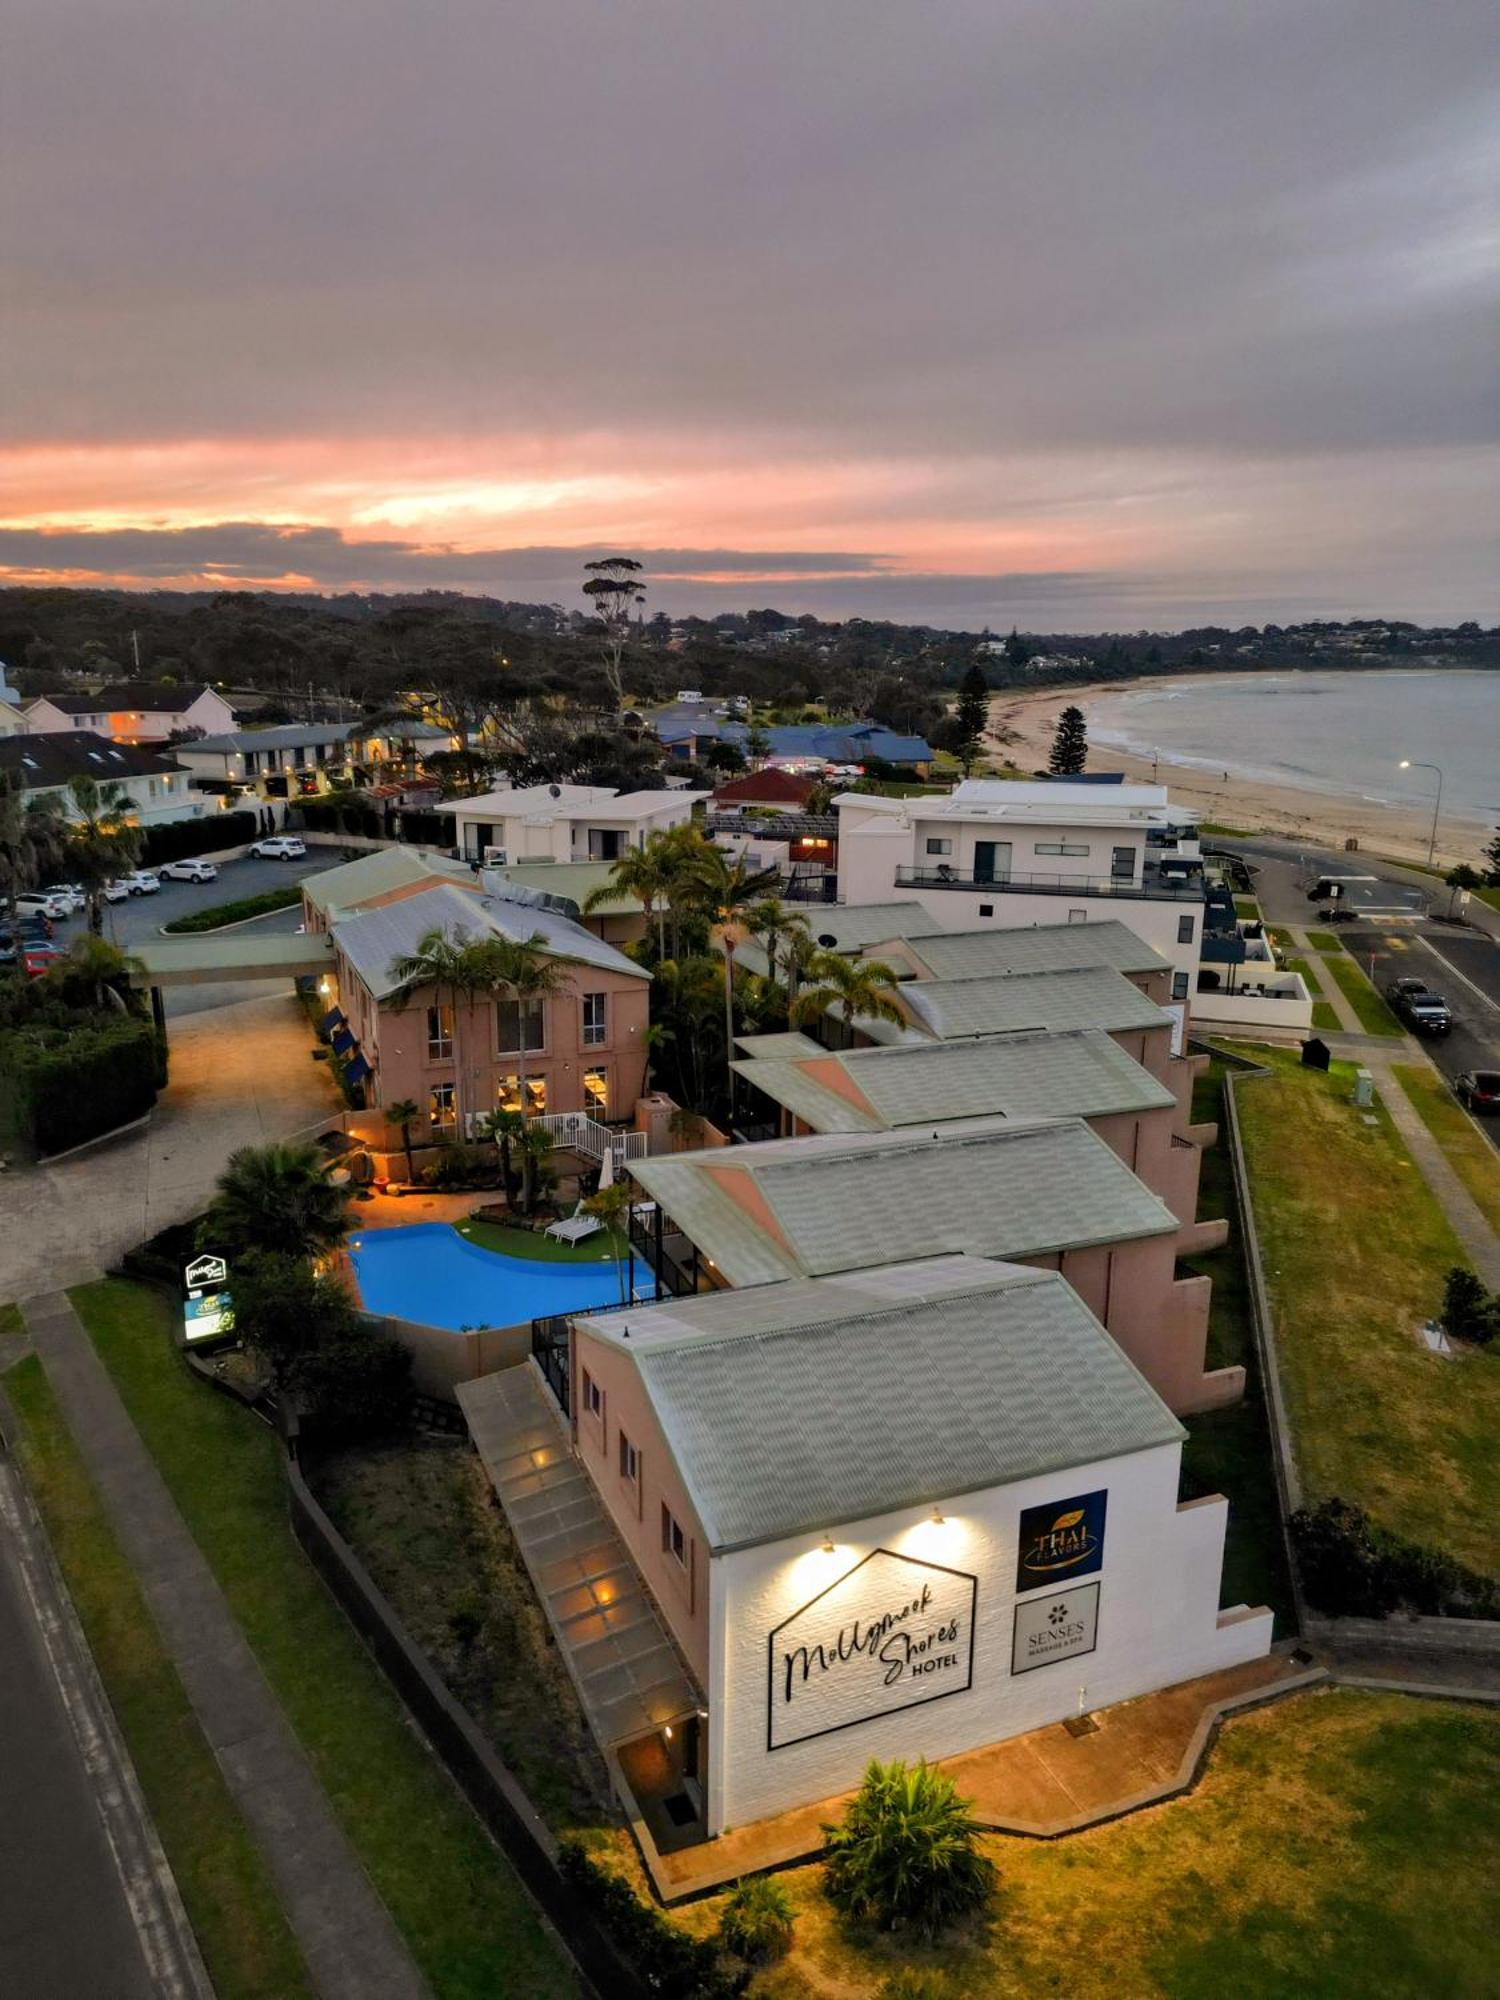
[953, 662, 989, 773]
[1048, 705, 1088, 776]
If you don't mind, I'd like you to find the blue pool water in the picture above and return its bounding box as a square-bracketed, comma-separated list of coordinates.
[348, 1222, 647, 1329]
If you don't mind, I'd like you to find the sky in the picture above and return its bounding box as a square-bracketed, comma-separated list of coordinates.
[4, 0, 1497, 630]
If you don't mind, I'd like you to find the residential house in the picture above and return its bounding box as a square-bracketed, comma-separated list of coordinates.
[647, 701, 933, 775]
[630, 1120, 1240, 1414]
[24, 681, 237, 743]
[174, 720, 459, 797]
[463, 1255, 1269, 1842]
[0, 731, 204, 825]
[446, 784, 709, 866]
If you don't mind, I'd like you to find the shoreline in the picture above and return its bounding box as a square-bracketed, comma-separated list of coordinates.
[984, 672, 1493, 870]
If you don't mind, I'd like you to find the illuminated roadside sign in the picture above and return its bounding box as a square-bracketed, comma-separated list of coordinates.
[767, 1549, 976, 1751]
[182, 1253, 233, 1344]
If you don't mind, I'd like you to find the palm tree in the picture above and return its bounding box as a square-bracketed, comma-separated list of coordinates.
[384, 1097, 419, 1180]
[65, 776, 142, 934]
[789, 951, 906, 1042]
[476, 1105, 526, 1206]
[484, 932, 574, 1211]
[742, 896, 811, 989]
[584, 837, 672, 958]
[682, 845, 781, 1099]
[0, 776, 65, 956]
[822, 1758, 995, 1936]
[582, 1178, 633, 1302]
[42, 934, 145, 1014]
[203, 1141, 354, 1262]
[387, 926, 491, 1136]
[516, 1122, 556, 1217]
[646, 955, 723, 1114]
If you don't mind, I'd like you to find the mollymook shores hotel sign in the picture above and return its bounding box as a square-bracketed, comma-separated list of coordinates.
[768, 1549, 977, 1750]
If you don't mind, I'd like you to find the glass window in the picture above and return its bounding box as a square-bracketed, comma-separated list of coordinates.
[582, 1371, 603, 1420]
[662, 1505, 688, 1568]
[1171, 971, 1191, 1001]
[1111, 845, 1137, 879]
[1177, 914, 1196, 944]
[428, 1081, 456, 1136]
[619, 1433, 639, 1484]
[1036, 841, 1090, 857]
[426, 1004, 453, 1060]
[582, 992, 607, 1047]
[582, 1067, 609, 1116]
[496, 998, 545, 1053]
[924, 836, 952, 856]
[497, 1074, 547, 1116]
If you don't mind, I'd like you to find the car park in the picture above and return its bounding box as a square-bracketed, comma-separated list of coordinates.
[16, 891, 72, 920]
[161, 857, 219, 883]
[1455, 1070, 1500, 1115]
[120, 870, 162, 895]
[102, 878, 134, 902]
[248, 835, 307, 860]
[36, 884, 87, 915]
[1383, 976, 1452, 1036]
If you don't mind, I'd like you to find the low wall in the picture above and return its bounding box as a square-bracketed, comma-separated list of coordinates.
[1193, 985, 1313, 1033]
[362, 1310, 529, 1401]
[286, 1460, 645, 1999]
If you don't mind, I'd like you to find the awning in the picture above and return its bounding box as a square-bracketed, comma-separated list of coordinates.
[331, 1026, 356, 1054]
[321, 1006, 346, 1033]
[345, 1053, 370, 1084]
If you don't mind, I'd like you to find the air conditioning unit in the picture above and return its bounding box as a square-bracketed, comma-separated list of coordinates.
[482, 845, 509, 866]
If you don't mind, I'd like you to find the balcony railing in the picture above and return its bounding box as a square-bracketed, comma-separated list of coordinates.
[892, 865, 1204, 904]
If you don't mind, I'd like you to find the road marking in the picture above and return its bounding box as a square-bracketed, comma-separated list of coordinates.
[1419, 938, 1500, 1022]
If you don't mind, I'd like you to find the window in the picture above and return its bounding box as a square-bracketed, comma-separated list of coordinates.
[1036, 841, 1090, 857]
[662, 1504, 688, 1568]
[586, 828, 624, 861]
[1177, 914, 1196, 944]
[497, 998, 545, 1054]
[582, 1067, 609, 1116]
[1111, 845, 1137, 880]
[497, 1074, 547, 1116]
[582, 1370, 604, 1421]
[428, 1081, 456, 1136]
[978, 904, 994, 918]
[619, 1432, 639, 1485]
[426, 1004, 453, 1060]
[924, 837, 952, 856]
[1068, 909, 1088, 923]
[1172, 971, 1191, 1001]
[582, 992, 607, 1047]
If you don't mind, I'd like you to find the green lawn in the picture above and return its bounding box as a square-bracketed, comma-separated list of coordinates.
[1177, 1061, 1295, 1631]
[1233, 895, 1261, 919]
[1391, 1062, 1500, 1235]
[67, 1280, 577, 2000]
[678, 1691, 1500, 2000]
[1305, 929, 1346, 953]
[2, 1354, 314, 2000]
[454, 1214, 626, 1263]
[1230, 1047, 1500, 1574]
[1281, 954, 1341, 1034]
[1323, 952, 1404, 1036]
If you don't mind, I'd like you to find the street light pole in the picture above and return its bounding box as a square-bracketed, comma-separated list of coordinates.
[1399, 759, 1444, 870]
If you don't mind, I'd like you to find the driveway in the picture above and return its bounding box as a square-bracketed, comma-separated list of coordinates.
[0, 992, 341, 1299]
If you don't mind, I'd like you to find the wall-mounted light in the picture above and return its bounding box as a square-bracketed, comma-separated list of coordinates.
[930, 1506, 945, 1526]
[820, 1532, 834, 1553]
[662, 1723, 673, 1741]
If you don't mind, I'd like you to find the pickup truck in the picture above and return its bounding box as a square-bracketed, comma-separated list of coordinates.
[1384, 976, 1452, 1036]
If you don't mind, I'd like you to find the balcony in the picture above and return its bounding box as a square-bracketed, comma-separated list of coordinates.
[893, 864, 1205, 904]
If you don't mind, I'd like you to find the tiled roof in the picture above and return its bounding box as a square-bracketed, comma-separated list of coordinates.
[630, 1117, 1176, 1288]
[37, 681, 220, 714]
[332, 881, 649, 997]
[0, 730, 187, 788]
[732, 1026, 1175, 1133]
[585, 1258, 1183, 1550]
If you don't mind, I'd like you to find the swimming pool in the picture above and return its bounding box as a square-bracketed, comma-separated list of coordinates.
[348, 1222, 648, 1329]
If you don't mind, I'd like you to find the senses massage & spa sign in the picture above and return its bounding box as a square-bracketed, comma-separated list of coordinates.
[768, 1549, 977, 1750]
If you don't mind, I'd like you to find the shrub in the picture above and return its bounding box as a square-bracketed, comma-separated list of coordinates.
[718, 1875, 794, 1965]
[162, 886, 304, 933]
[298, 793, 384, 837]
[422, 1143, 501, 1191]
[0, 1016, 162, 1157]
[556, 1840, 745, 1999]
[139, 808, 258, 867]
[1291, 1497, 1500, 1620]
[1440, 1268, 1497, 1346]
[295, 1323, 412, 1444]
[823, 1759, 995, 1937]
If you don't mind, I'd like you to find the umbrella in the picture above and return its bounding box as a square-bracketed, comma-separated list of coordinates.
[597, 1145, 615, 1190]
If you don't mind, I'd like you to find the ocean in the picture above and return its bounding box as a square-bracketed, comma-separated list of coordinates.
[1086, 670, 1500, 829]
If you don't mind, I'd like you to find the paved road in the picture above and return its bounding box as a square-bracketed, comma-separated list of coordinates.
[0, 1473, 156, 1999]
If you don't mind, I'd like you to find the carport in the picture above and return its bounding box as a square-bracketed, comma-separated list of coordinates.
[132, 931, 335, 1033]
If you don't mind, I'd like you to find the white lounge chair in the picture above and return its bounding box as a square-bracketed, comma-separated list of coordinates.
[544, 1201, 604, 1245]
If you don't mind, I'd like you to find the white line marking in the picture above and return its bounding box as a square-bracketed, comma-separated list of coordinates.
[1419, 938, 1500, 1022]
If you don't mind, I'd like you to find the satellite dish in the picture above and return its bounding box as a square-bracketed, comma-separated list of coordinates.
[817, 933, 838, 948]
[548, 783, 561, 798]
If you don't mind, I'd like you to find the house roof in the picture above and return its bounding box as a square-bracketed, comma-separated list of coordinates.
[630, 1117, 1177, 1287]
[332, 880, 649, 998]
[300, 845, 475, 919]
[732, 899, 938, 978]
[711, 768, 818, 808]
[447, 783, 708, 820]
[732, 1026, 1175, 1134]
[898, 964, 1172, 1040]
[649, 711, 932, 766]
[582, 1257, 1183, 1550]
[0, 730, 187, 789]
[733, 1031, 827, 1060]
[484, 859, 639, 915]
[185, 723, 358, 753]
[33, 681, 222, 715]
[884, 919, 1170, 982]
[836, 778, 1167, 828]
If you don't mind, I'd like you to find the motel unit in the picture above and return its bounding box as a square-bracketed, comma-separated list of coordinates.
[462, 1257, 1271, 1848]
[629, 1119, 1240, 1413]
[446, 783, 709, 866]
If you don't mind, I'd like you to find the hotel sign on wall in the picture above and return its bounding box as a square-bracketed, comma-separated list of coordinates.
[1011, 1488, 1107, 1675]
[768, 1549, 977, 1751]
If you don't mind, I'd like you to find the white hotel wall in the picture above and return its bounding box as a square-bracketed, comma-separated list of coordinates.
[707, 1442, 1271, 1835]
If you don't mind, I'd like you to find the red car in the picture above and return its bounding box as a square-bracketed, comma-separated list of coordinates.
[1456, 1071, 1500, 1115]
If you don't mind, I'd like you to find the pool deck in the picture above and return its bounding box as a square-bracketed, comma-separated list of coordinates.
[345, 1189, 487, 1232]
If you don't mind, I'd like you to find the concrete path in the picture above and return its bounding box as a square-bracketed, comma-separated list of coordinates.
[18, 1289, 428, 2000]
[0, 991, 339, 1301]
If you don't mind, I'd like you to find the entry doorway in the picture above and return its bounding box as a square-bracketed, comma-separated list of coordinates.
[973, 840, 1011, 884]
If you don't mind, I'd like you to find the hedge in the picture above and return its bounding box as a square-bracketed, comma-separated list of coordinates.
[140, 808, 258, 867]
[163, 886, 303, 934]
[298, 794, 384, 837]
[0, 1016, 163, 1157]
[1290, 1497, 1500, 1621]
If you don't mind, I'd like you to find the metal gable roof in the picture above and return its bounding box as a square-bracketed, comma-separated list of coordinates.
[331, 881, 648, 997]
[899, 964, 1172, 1040]
[892, 919, 1170, 981]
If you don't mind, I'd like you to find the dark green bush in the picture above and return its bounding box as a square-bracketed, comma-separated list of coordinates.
[556, 1840, 745, 1999]
[298, 794, 383, 837]
[163, 886, 304, 933]
[0, 1016, 163, 1157]
[422, 1143, 501, 1191]
[823, 1759, 995, 1937]
[1441, 1268, 1498, 1346]
[1291, 1497, 1500, 1620]
[140, 809, 257, 867]
[718, 1875, 794, 1964]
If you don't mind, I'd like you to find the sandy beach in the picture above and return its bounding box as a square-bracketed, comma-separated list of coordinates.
[984, 676, 1491, 871]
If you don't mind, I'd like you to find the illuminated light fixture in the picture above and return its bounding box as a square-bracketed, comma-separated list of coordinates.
[663, 1723, 673, 1741]
[820, 1533, 834, 1553]
[930, 1506, 945, 1525]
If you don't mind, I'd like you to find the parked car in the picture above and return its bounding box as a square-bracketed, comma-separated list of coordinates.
[121, 870, 162, 896]
[101, 878, 134, 903]
[0, 938, 62, 972]
[1455, 1070, 1500, 1114]
[37, 883, 86, 914]
[1317, 907, 1356, 923]
[15, 891, 71, 920]
[249, 835, 307, 860]
[1383, 976, 1452, 1036]
[161, 857, 219, 883]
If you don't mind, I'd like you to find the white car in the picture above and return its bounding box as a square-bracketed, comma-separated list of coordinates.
[161, 857, 219, 883]
[38, 883, 86, 914]
[249, 835, 307, 860]
[16, 891, 72, 919]
[102, 878, 133, 903]
[121, 870, 162, 896]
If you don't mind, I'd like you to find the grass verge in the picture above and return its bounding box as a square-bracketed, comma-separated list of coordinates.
[1233, 895, 1261, 919]
[1311, 1000, 1341, 1033]
[162, 886, 303, 934]
[1178, 1060, 1294, 1631]
[1323, 952, 1404, 1036]
[1282, 954, 1341, 1034]
[671, 1690, 1500, 1999]
[1390, 1062, 1500, 1235]
[2, 1353, 314, 2000]
[454, 1214, 627, 1264]
[1305, 929, 1346, 952]
[1230, 1045, 1499, 1574]
[67, 1279, 577, 2000]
